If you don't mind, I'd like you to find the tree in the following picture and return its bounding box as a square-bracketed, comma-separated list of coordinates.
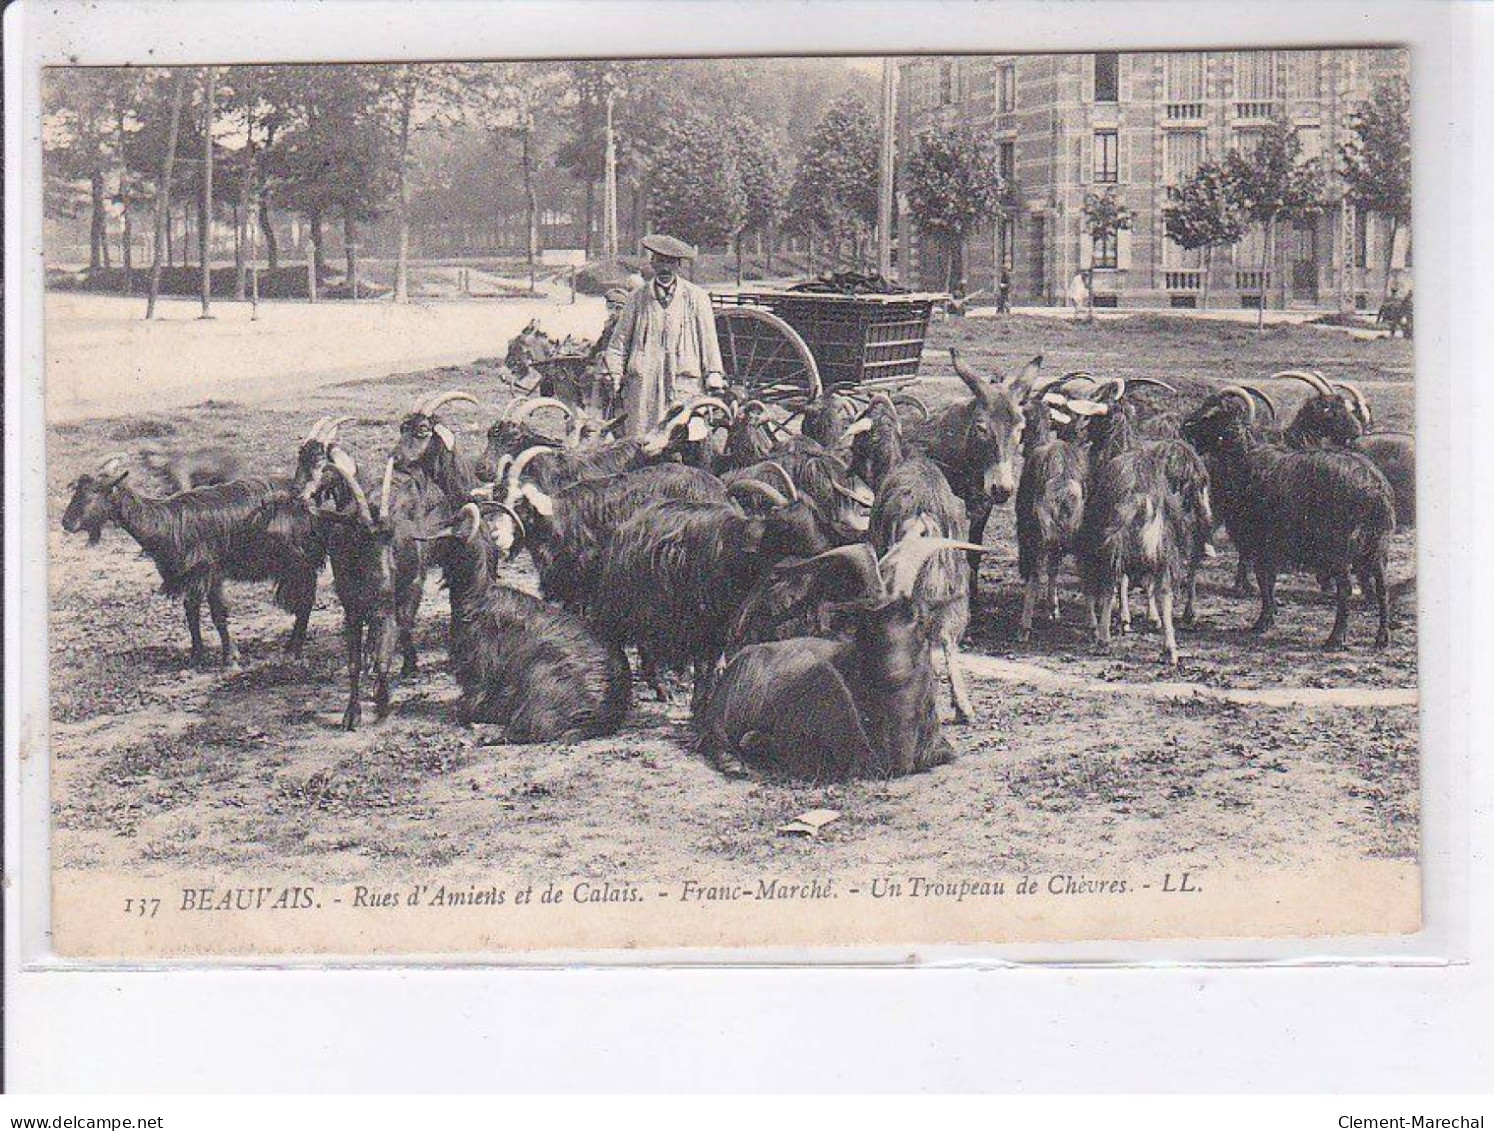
[905, 125, 1005, 292]
[726, 116, 790, 283]
[1080, 187, 1133, 320]
[384, 63, 465, 302]
[464, 62, 565, 291]
[145, 70, 188, 319]
[1224, 117, 1325, 328]
[1342, 75, 1411, 302]
[199, 67, 217, 317]
[43, 68, 135, 269]
[789, 94, 878, 269]
[1162, 159, 1247, 310]
[645, 107, 745, 253]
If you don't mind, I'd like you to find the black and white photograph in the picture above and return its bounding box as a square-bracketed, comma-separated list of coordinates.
[34, 45, 1421, 957]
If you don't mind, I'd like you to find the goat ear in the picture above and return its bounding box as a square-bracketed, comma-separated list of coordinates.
[434, 423, 456, 449]
[106, 469, 130, 488]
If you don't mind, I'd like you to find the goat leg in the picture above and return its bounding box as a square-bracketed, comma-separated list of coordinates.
[371, 614, 399, 721]
[1182, 557, 1199, 624]
[284, 574, 314, 659]
[1233, 555, 1257, 596]
[1324, 571, 1352, 651]
[944, 639, 976, 724]
[342, 612, 363, 732]
[207, 581, 239, 668]
[1047, 566, 1061, 624]
[966, 506, 990, 601]
[1370, 560, 1391, 649]
[1094, 586, 1116, 653]
[1019, 571, 1040, 643]
[1248, 562, 1277, 636]
[1158, 576, 1179, 666]
[184, 591, 206, 666]
[1118, 575, 1132, 634]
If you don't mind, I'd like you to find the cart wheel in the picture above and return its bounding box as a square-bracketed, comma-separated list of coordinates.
[714, 307, 821, 401]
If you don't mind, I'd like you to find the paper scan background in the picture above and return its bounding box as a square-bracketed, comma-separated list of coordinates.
[5, 0, 1488, 1091]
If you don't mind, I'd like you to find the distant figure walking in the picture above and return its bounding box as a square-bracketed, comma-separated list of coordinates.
[996, 267, 1012, 314]
[603, 234, 725, 438]
[1068, 269, 1091, 321]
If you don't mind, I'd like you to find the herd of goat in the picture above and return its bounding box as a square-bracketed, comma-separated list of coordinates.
[59, 351, 1413, 781]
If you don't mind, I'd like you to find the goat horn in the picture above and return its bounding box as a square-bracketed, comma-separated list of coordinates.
[1125, 377, 1178, 396]
[326, 458, 375, 527]
[841, 417, 874, 440]
[1332, 380, 1372, 426]
[1094, 377, 1126, 402]
[512, 397, 577, 427]
[480, 501, 526, 552]
[415, 390, 480, 416]
[832, 478, 875, 508]
[682, 395, 734, 422]
[508, 445, 556, 493]
[322, 415, 356, 442]
[1271, 370, 1334, 396]
[878, 535, 992, 599]
[892, 393, 929, 421]
[759, 461, 799, 503]
[304, 416, 334, 443]
[775, 542, 886, 599]
[378, 458, 396, 523]
[1214, 386, 1257, 425]
[497, 396, 533, 423]
[99, 452, 132, 473]
[1234, 383, 1278, 421]
[727, 479, 790, 510]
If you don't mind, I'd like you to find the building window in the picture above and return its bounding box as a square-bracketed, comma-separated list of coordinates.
[1165, 52, 1205, 101]
[997, 63, 1016, 112]
[998, 140, 1015, 184]
[1235, 50, 1276, 100]
[1164, 131, 1204, 184]
[1093, 233, 1118, 269]
[1093, 53, 1119, 102]
[1094, 130, 1119, 183]
[1294, 51, 1322, 99]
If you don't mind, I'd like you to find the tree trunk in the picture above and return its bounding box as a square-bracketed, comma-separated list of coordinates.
[200, 67, 215, 317]
[583, 178, 596, 258]
[122, 209, 134, 293]
[1257, 216, 1271, 331]
[1382, 215, 1398, 303]
[89, 170, 108, 269]
[259, 197, 279, 271]
[344, 211, 358, 298]
[765, 219, 775, 274]
[308, 208, 326, 279]
[146, 72, 187, 319]
[735, 233, 744, 286]
[1201, 244, 1212, 312]
[523, 129, 538, 294]
[393, 73, 416, 304]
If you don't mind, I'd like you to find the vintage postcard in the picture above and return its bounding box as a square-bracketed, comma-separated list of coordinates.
[35, 46, 1420, 959]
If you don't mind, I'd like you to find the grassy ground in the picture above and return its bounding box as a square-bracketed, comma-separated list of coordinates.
[46, 314, 1419, 886]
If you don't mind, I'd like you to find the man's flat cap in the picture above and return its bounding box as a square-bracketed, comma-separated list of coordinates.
[641, 233, 698, 259]
[604, 286, 632, 304]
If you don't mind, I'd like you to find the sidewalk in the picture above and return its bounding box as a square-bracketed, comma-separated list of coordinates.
[45, 291, 607, 423]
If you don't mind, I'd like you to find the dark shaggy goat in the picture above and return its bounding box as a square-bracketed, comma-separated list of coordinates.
[1182, 396, 1395, 650]
[1077, 390, 1214, 664]
[61, 454, 324, 666]
[1279, 370, 1416, 528]
[869, 446, 982, 721]
[302, 450, 437, 730]
[594, 473, 834, 712]
[1014, 386, 1089, 641]
[392, 388, 484, 506]
[904, 348, 1042, 598]
[423, 503, 632, 741]
[501, 462, 728, 615]
[724, 440, 872, 543]
[480, 396, 731, 494]
[698, 535, 984, 781]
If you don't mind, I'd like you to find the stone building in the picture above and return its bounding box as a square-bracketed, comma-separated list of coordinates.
[898, 49, 1410, 309]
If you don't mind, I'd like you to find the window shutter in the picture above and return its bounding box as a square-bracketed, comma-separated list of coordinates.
[1117, 227, 1133, 270]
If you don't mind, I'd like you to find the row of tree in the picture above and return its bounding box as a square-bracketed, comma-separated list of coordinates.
[1161, 76, 1410, 323]
[43, 60, 892, 312]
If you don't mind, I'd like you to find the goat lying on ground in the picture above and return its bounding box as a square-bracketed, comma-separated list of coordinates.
[422, 502, 632, 740]
[61, 453, 325, 666]
[698, 535, 986, 781]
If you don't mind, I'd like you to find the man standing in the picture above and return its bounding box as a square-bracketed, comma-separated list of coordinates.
[603, 234, 725, 438]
